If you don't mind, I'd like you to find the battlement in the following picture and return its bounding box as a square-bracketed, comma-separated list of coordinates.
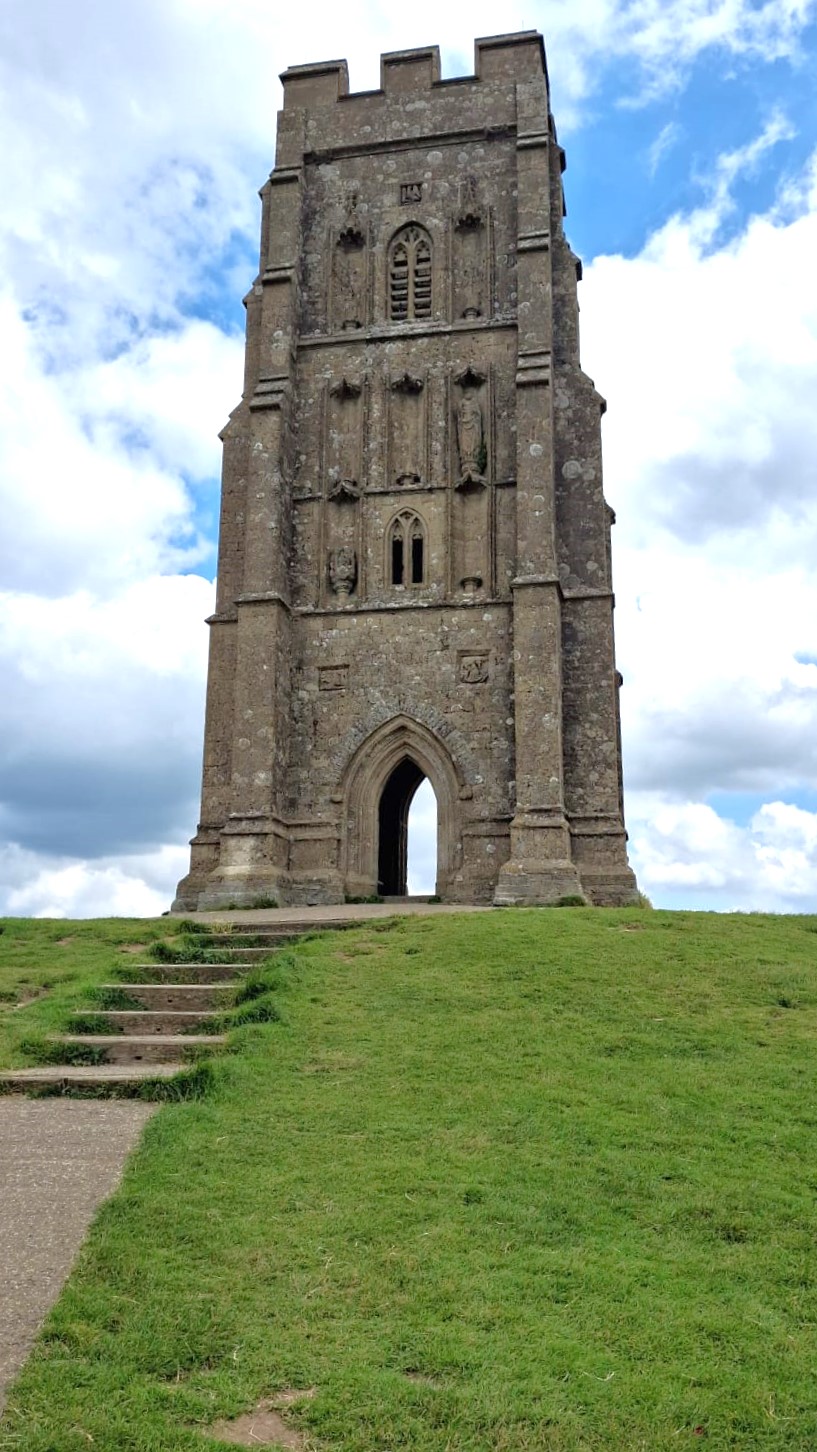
[280, 31, 547, 109]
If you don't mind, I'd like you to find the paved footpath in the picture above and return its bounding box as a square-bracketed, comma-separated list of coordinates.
[0, 1099, 154, 1415]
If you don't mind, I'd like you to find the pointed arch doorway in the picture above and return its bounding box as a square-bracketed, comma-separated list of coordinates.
[341, 714, 461, 901]
[377, 760, 437, 896]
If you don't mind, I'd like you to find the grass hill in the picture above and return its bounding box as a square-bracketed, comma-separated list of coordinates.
[1, 908, 817, 1449]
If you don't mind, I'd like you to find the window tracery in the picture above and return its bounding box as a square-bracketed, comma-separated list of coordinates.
[389, 511, 425, 586]
[389, 225, 432, 322]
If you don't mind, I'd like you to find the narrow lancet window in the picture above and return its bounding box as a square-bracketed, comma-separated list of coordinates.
[411, 519, 424, 584]
[392, 532, 404, 585]
[389, 512, 426, 588]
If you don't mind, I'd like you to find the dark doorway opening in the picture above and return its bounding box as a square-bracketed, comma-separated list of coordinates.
[377, 757, 425, 896]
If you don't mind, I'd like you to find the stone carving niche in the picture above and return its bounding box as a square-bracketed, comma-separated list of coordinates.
[388, 371, 426, 487]
[326, 376, 363, 501]
[331, 194, 367, 332]
[453, 178, 487, 321]
[452, 365, 490, 594]
[324, 375, 363, 603]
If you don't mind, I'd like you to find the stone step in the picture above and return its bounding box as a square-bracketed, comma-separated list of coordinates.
[196, 919, 357, 938]
[53, 1034, 225, 1065]
[0, 1063, 185, 1092]
[173, 945, 277, 959]
[128, 963, 249, 983]
[108, 983, 233, 1011]
[68, 1010, 218, 1036]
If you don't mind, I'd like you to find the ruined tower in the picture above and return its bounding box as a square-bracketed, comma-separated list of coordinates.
[173, 31, 639, 910]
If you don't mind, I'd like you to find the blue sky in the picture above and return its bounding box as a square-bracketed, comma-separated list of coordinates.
[2, 0, 817, 915]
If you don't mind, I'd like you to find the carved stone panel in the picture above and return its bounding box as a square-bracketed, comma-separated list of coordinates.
[319, 664, 349, 692]
[387, 371, 426, 487]
[459, 652, 490, 684]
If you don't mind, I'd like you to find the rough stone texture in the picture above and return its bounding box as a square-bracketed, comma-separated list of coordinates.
[174, 30, 639, 911]
[0, 1100, 153, 1415]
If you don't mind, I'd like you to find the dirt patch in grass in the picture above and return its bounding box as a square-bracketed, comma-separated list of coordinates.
[119, 943, 149, 954]
[206, 1389, 315, 1448]
[54, 937, 75, 947]
[300, 1053, 363, 1075]
[1, 987, 47, 1012]
[403, 1369, 439, 1387]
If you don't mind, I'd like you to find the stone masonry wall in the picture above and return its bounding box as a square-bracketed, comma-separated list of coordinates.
[173, 32, 639, 911]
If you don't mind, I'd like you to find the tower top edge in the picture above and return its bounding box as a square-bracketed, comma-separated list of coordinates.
[279, 31, 548, 110]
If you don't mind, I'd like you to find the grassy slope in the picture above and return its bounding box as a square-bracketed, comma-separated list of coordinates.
[1, 909, 817, 1450]
[0, 918, 173, 1068]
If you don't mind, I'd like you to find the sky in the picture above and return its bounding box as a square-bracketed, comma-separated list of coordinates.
[2, 0, 817, 917]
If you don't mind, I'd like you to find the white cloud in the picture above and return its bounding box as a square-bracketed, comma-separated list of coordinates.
[0, 576, 212, 866]
[629, 797, 817, 909]
[0, 297, 232, 596]
[647, 122, 682, 177]
[2, 844, 189, 919]
[3, 3, 817, 915]
[579, 125, 817, 902]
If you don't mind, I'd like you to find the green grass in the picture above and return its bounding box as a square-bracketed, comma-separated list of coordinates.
[0, 918, 176, 1070]
[2, 909, 817, 1449]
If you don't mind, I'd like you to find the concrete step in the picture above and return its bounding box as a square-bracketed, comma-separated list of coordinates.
[53, 1034, 225, 1065]
[0, 1063, 185, 1092]
[68, 1010, 218, 1036]
[108, 983, 233, 1011]
[128, 963, 249, 983]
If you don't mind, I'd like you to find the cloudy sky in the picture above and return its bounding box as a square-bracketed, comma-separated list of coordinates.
[2, 0, 817, 917]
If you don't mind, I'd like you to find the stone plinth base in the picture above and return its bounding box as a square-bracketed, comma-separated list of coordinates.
[492, 860, 586, 907]
[577, 868, 641, 908]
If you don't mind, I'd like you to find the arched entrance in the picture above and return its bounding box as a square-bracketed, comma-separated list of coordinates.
[341, 715, 462, 900]
[377, 758, 425, 895]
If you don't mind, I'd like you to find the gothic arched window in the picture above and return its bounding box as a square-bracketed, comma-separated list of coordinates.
[389, 225, 432, 322]
[389, 511, 425, 586]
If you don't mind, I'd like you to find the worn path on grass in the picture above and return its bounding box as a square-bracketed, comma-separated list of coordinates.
[0, 1100, 154, 1415]
[195, 900, 491, 924]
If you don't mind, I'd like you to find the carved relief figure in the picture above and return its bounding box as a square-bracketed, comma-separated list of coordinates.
[456, 176, 482, 231]
[329, 547, 357, 596]
[456, 393, 484, 483]
[460, 654, 489, 684]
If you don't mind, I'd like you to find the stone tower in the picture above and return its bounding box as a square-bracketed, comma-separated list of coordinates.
[173, 31, 639, 911]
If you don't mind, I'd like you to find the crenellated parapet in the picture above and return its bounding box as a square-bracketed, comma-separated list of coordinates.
[279, 33, 547, 111]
